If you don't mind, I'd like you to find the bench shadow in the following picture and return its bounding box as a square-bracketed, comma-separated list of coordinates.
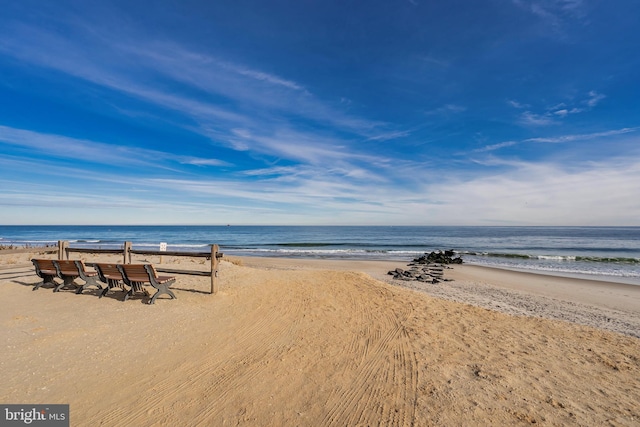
[171, 286, 211, 295]
[87, 287, 174, 304]
[10, 280, 199, 302]
[12, 279, 48, 289]
[5, 274, 36, 282]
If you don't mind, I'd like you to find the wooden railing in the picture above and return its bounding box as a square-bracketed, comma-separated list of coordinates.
[57, 240, 223, 294]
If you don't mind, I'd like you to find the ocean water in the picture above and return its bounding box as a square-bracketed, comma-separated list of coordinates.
[1, 225, 639, 284]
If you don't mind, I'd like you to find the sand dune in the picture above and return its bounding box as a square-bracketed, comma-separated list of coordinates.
[1, 252, 639, 426]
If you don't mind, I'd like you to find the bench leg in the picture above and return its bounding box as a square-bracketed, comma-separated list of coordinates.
[148, 281, 177, 305]
[54, 277, 78, 293]
[33, 274, 57, 291]
[99, 280, 121, 299]
[75, 276, 103, 294]
[123, 282, 145, 302]
[100, 287, 110, 298]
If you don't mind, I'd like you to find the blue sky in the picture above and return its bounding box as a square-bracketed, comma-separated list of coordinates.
[1, 0, 639, 225]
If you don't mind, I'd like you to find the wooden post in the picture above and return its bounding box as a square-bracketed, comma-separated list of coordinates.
[124, 241, 132, 264]
[211, 244, 219, 294]
[159, 242, 167, 264]
[58, 240, 69, 260]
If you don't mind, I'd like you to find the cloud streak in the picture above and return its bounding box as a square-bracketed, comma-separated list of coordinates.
[475, 127, 638, 152]
[0, 125, 218, 170]
[513, 91, 609, 127]
[512, 0, 588, 32]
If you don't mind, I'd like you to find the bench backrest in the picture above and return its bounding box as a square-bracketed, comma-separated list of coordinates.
[94, 263, 124, 281]
[118, 264, 154, 283]
[54, 260, 81, 276]
[32, 259, 57, 273]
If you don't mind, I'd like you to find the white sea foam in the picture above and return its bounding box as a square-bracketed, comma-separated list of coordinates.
[536, 255, 576, 261]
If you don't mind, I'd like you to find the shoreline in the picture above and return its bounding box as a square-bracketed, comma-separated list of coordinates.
[465, 262, 640, 286]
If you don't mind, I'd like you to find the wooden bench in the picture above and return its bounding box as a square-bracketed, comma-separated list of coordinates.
[93, 263, 126, 299]
[53, 260, 103, 294]
[31, 259, 59, 291]
[117, 264, 177, 304]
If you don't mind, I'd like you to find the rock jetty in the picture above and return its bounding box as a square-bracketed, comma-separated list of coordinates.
[388, 250, 462, 283]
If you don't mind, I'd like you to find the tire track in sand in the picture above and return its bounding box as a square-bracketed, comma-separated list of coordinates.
[91, 273, 308, 426]
[320, 276, 418, 426]
[82, 270, 419, 426]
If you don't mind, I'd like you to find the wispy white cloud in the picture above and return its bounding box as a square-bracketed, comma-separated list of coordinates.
[366, 130, 412, 141]
[586, 90, 606, 107]
[0, 125, 232, 171]
[242, 166, 304, 178]
[516, 90, 607, 127]
[144, 176, 364, 210]
[475, 127, 638, 152]
[0, 188, 159, 210]
[526, 127, 637, 143]
[512, 0, 587, 28]
[507, 99, 529, 109]
[178, 157, 232, 167]
[226, 127, 395, 169]
[0, 125, 158, 167]
[119, 40, 310, 106]
[425, 104, 467, 116]
[519, 111, 558, 126]
[241, 163, 390, 185]
[557, 0, 586, 17]
[473, 141, 518, 153]
[230, 66, 305, 91]
[417, 54, 450, 68]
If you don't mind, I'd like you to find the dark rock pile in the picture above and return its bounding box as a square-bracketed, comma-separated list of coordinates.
[412, 249, 463, 265]
[388, 250, 462, 283]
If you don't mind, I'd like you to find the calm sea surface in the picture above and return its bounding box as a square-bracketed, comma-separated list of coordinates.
[1, 225, 639, 284]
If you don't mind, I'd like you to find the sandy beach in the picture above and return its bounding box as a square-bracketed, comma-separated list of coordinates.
[1, 250, 639, 426]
